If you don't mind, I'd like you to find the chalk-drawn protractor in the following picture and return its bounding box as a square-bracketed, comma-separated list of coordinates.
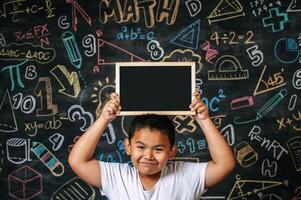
[208, 55, 249, 80]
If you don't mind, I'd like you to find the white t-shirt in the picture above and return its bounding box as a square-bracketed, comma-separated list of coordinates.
[99, 161, 208, 200]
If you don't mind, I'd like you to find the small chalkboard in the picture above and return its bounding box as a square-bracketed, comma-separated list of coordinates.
[115, 62, 195, 115]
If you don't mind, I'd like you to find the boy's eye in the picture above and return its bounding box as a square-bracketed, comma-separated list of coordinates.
[154, 148, 164, 152]
[136, 146, 144, 150]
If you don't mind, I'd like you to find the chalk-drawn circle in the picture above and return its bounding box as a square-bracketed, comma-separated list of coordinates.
[274, 38, 299, 64]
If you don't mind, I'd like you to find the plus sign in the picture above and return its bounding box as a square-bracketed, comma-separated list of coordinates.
[286, 118, 293, 125]
[124, 33, 129, 39]
[25, 7, 31, 13]
[262, 7, 288, 32]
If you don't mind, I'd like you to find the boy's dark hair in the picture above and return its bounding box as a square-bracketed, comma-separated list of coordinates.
[128, 114, 175, 147]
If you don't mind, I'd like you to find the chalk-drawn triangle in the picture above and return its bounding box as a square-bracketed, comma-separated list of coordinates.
[253, 65, 286, 96]
[287, 0, 301, 12]
[170, 19, 201, 50]
[0, 90, 18, 132]
[210, 0, 242, 17]
[181, 30, 194, 44]
[207, 0, 245, 24]
[253, 65, 270, 96]
[228, 179, 283, 200]
[97, 37, 145, 66]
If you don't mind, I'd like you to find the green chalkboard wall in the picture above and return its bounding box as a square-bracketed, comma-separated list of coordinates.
[0, 0, 301, 199]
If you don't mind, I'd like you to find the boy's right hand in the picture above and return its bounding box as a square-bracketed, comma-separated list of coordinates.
[99, 93, 121, 123]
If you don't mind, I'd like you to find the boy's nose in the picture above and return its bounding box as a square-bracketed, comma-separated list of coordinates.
[143, 149, 154, 159]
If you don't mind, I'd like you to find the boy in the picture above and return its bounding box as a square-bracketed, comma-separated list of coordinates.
[68, 92, 235, 199]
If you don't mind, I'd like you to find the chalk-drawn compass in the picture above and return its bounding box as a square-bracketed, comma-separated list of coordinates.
[208, 55, 249, 80]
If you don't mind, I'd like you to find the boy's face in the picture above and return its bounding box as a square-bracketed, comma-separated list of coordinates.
[124, 128, 177, 177]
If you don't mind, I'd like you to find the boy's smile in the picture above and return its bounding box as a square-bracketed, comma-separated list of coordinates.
[124, 127, 177, 179]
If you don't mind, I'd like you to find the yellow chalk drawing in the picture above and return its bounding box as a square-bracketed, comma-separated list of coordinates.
[173, 115, 197, 134]
[0, 42, 55, 64]
[234, 141, 258, 168]
[253, 65, 286, 96]
[227, 175, 285, 200]
[51, 65, 81, 98]
[207, 0, 245, 25]
[211, 114, 226, 128]
[34, 77, 58, 116]
[162, 49, 202, 74]
[90, 77, 115, 118]
[208, 55, 249, 80]
[99, 0, 180, 28]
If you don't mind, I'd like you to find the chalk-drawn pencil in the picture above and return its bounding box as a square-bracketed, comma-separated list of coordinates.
[31, 141, 64, 176]
[234, 89, 287, 124]
[62, 31, 82, 69]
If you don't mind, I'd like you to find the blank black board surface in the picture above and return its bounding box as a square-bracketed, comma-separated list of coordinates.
[116, 62, 195, 115]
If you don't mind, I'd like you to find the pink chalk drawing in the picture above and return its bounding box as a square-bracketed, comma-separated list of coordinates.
[8, 165, 43, 200]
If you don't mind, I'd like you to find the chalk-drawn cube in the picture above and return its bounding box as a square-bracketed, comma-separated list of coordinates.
[8, 165, 42, 200]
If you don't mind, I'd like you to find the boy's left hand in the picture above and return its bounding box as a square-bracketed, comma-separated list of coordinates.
[190, 91, 209, 120]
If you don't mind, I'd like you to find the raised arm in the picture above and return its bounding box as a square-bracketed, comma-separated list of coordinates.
[68, 93, 121, 188]
[190, 92, 236, 188]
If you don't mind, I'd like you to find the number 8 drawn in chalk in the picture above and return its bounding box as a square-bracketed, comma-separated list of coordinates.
[293, 68, 301, 89]
[147, 40, 164, 60]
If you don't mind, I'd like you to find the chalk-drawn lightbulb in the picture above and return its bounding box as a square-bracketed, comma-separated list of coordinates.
[91, 77, 116, 144]
[91, 77, 115, 118]
[97, 84, 116, 144]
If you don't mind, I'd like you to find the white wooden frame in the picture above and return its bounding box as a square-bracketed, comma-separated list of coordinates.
[115, 62, 195, 115]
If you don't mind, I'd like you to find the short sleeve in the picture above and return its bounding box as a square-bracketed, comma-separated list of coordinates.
[98, 161, 140, 199]
[180, 162, 208, 197]
[99, 161, 121, 196]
